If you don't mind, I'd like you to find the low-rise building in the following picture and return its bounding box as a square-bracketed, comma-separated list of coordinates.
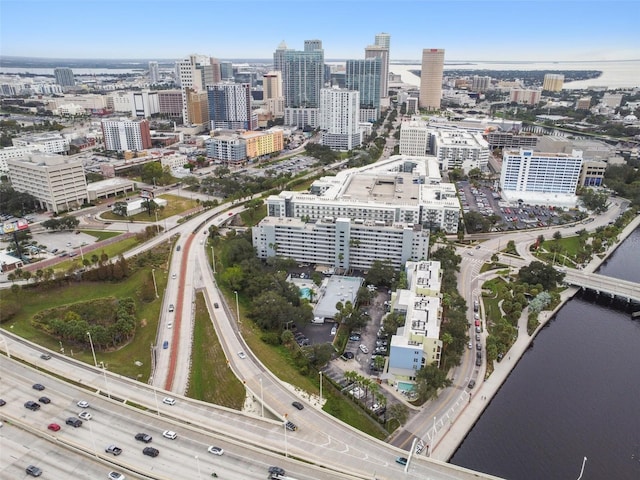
[12, 132, 69, 154]
[86, 178, 135, 202]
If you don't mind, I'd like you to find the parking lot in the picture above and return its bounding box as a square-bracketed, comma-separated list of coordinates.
[458, 180, 582, 231]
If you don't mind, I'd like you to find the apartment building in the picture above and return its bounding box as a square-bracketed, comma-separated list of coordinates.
[543, 73, 564, 92]
[252, 216, 430, 271]
[101, 118, 152, 152]
[12, 133, 69, 154]
[388, 260, 443, 385]
[319, 87, 361, 151]
[346, 57, 382, 120]
[205, 135, 246, 163]
[510, 88, 542, 105]
[264, 155, 460, 234]
[7, 153, 87, 213]
[157, 90, 183, 118]
[241, 130, 284, 159]
[431, 130, 489, 172]
[207, 83, 255, 131]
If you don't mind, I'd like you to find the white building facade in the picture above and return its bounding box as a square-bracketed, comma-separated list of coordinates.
[319, 88, 361, 151]
[131, 91, 160, 118]
[101, 119, 151, 152]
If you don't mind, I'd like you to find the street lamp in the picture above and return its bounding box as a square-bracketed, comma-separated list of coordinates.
[195, 455, 201, 480]
[319, 371, 323, 404]
[99, 361, 111, 399]
[86, 331, 97, 367]
[155, 210, 160, 234]
[234, 290, 240, 328]
[211, 245, 216, 274]
[283, 414, 288, 458]
[151, 381, 161, 417]
[151, 269, 159, 298]
[259, 377, 264, 417]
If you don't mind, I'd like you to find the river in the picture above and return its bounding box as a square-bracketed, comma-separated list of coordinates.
[449, 227, 640, 480]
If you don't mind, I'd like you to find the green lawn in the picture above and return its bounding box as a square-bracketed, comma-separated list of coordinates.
[80, 230, 122, 242]
[53, 236, 141, 273]
[186, 293, 245, 409]
[101, 194, 199, 222]
[1, 255, 171, 381]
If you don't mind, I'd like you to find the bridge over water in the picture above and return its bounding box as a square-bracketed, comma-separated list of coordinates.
[562, 269, 640, 303]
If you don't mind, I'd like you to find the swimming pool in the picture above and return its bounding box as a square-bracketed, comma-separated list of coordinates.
[397, 381, 415, 392]
[300, 287, 311, 300]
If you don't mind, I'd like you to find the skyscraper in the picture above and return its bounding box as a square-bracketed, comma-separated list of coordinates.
[365, 33, 390, 98]
[176, 55, 205, 125]
[207, 83, 255, 131]
[101, 119, 152, 152]
[419, 49, 445, 111]
[319, 87, 361, 151]
[54, 67, 75, 87]
[148, 61, 159, 84]
[282, 44, 324, 108]
[543, 73, 564, 92]
[346, 58, 382, 120]
[273, 41, 290, 72]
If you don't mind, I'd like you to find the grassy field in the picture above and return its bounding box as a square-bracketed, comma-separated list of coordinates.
[101, 194, 199, 222]
[80, 230, 122, 242]
[1, 258, 170, 381]
[186, 292, 245, 409]
[53, 236, 141, 273]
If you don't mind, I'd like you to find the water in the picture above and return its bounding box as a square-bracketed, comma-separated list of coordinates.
[450, 227, 640, 480]
[388, 60, 640, 89]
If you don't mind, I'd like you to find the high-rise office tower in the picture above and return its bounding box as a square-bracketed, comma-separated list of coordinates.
[365, 33, 390, 98]
[208, 57, 222, 85]
[346, 58, 382, 121]
[282, 43, 324, 108]
[148, 61, 159, 84]
[207, 83, 256, 131]
[101, 119, 152, 152]
[319, 87, 361, 151]
[273, 41, 290, 72]
[304, 39, 323, 52]
[419, 49, 445, 111]
[176, 55, 205, 125]
[54, 67, 76, 87]
[220, 62, 234, 80]
[263, 71, 283, 100]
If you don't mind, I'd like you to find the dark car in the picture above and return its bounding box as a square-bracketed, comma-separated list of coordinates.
[285, 421, 297, 431]
[475, 357, 482, 366]
[343, 351, 355, 359]
[468, 380, 476, 389]
[32, 384, 45, 391]
[292, 401, 304, 410]
[0, 399, 6, 406]
[66, 417, 82, 428]
[268, 466, 285, 476]
[135, 433, 153, 443]
[163, 340, 169, 349]
[214, 302, 219, 308]
[24, 401, 40, 411]
[143, 446, 159, 457]
[40, 354, 51, 360]
[25, 465, 43, 477]
[38, 396, 51, 404]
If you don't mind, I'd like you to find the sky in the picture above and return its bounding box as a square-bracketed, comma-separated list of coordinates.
[1, 0, 639, 62]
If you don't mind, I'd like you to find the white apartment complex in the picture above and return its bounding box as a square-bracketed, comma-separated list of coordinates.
[12, 133, 69, 155]
[252, 216, 430, 271]
[399, 121, 431, 156]
[388, 260, 443, 385]
[263, 155, 460, 234]
[101, 119, 152, 152]
[500, 148, 584, 206]
[7, 153, 87, 213]
[131, 91, 160, 118]
[319, 87, 362, 151]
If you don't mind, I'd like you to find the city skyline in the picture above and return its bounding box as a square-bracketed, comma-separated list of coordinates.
[1, 0, 639, 62]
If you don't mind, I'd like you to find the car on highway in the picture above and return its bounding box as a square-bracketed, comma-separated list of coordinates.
[268, 466, 285, 476]
[40, 353, 51, 360]
[214, 302, 219, 308]
[162, 397, 176, 405]
[32, 383, 45, 391]
[476, 342, 482, 351]
[358, 344, 369, 354]
[167, 322, 173, 329]
[38, 396, 50, 404]
[24, 401, 40, 411]
[135, 433, 153, 443]
[79, 411, 92, 420]
[66, 417, 82, 428]
[476, 333, 481, 342]
[468, 380, 476, 389]
[292, 401, 304, 410]
[396, 456, 408, 465]
[475, 326, 481, 333]
[237, 351, 247, 359]
[107, 472, 126, 480]
[476, 357, 482, 366]
[168, 304, 175, 312]
[162, 430, 177, 440]
[25, 465, 43, 477]
[207, 446, 224, 455]
[467, 341, 472, 349]
[162, 340, 169, 349]
[0, 399, 5, 406]
[105, 445, 123, 456]
[77, 400, 89, 408]
[47, 423, 61, 431]
[285, 421, 297, 431]
[474, 319, 481, 327]
[143, 446, 159, 457]
[171, 273, 177, 279]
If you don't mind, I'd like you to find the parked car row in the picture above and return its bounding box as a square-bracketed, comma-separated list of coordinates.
[294, 331, 310, 346]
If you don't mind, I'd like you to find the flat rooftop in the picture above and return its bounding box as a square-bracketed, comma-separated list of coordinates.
[342, 173, 421, 205]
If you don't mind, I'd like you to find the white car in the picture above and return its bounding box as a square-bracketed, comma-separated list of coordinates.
[167, 322, 173, 329]
[237, 351, 247, 359]
[358, 344, 369, 354]
[162, 430, 177, 440]
[162, 397, 176, 406]
[77, 400, 89, 408]
[171, 273, 177, 279]
[207, 446, 224, 456]
[468, 341, 473, 349]
[78, 411, 92, 420]
[107, 472, 125, 480]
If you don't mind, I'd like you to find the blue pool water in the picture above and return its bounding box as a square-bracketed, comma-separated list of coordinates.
[300, 287, 311, 300]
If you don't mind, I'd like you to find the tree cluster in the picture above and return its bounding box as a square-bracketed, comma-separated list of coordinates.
[41, 215, 80, 231]
[81, 254, 129, 281]
[517, 261, 564, 291]
[0, 184, 39, 216]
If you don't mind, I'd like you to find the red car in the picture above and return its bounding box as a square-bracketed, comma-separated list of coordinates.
[474, 320, 481, 327]
[48, 423, 61, 431]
